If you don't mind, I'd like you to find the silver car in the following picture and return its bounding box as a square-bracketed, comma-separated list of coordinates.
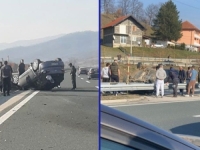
[101, 104, 200, 150]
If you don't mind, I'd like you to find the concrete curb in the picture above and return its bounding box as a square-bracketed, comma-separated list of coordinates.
[101, 97, 149, 104]
[101, 95, 200, 104]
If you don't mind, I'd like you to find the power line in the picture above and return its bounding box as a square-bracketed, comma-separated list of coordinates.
[172, 0, 200, 10]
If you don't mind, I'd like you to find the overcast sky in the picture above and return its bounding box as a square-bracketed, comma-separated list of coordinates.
[0, 0, 98, 43]
[140, 0, 200, 29]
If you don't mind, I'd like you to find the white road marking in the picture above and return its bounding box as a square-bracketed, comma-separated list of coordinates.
[193, 115, 200, 118]
[0, 90, 31, 112]
[0, 91, 39, 126]
[95, 86, 99, 89]
[86, 81, 90, 83]
[81, 78, 84, 80]
[108, 99, 200, 108]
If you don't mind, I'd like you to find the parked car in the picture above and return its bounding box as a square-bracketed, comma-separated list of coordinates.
[101, 104, 200, 150]
[12, 58, 64, 90]
[78, 67, 88, 75]
[88, 68, 98, 80]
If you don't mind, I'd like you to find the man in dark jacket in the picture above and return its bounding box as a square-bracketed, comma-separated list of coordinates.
[109, 60, 120, 96]
[178, 66, 186, 96]
[198, 67, 200, 83]
[166, 66, 179, 97]
[1, 61, 13, 96]
[186, 67, 192, 94]
[0, 61, 3, 92]
[69, 63, 76, 90]
[18, 59, 25, 76]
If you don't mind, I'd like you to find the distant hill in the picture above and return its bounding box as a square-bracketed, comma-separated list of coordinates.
[0, 31, 98, 64]
[0, 34, 65, 51]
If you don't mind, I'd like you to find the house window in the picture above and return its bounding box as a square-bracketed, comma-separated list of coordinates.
[119, 25, 126, 34]
[132, 36, 136, 41]
[120, 36, 127, 44]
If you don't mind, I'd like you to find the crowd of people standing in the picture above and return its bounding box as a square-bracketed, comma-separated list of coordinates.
[101, 59, 200, 98]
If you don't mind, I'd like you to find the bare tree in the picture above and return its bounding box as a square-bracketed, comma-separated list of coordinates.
[114, 9, 123, 17]
[118, 0, 131, 15]
[101, 0, 116, 14]
[130, 0, 144, 21]
[145, 4, 161, 26]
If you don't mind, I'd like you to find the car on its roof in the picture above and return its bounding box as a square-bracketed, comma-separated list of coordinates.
[101, 104, 200, 150]
[12, 58, 64, 90]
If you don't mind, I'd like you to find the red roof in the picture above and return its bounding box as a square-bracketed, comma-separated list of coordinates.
[102, 15, 145, 30]
[102, 16, 128, 29]
[182, 21, 200, 31]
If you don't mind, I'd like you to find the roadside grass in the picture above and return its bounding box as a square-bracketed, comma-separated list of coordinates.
[101, 45, 200, 59]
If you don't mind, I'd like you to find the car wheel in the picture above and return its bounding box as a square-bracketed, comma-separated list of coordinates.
[56, 58, 62, 61]
[32, 59, 41, 71]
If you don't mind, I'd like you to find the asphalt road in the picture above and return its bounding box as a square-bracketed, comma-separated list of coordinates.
[112, 99, 200, 137]
[0, 73, 98, 150]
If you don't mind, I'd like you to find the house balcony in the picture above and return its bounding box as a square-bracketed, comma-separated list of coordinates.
[194, 34, 200, 39]
[194, 42, 200, 47]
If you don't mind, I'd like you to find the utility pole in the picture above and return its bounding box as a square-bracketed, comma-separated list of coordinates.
[130, 25, 132, 56]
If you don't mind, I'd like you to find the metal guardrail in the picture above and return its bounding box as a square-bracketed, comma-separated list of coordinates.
[101, 56, 198, 66]
[101, 82, 200, 92]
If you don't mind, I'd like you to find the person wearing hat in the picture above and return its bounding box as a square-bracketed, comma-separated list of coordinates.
[1, 61, 13, 96]
[69, 63, 76, 90]
[18, 59, 25, 76]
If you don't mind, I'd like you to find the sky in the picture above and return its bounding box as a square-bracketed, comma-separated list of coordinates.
[139, 0, 200, 29]
[0, 0, 98, 43]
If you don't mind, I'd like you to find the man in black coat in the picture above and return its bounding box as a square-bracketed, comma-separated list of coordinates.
[18, 59, 25, 76]
[69, 63, 76, 90]
[178, 66, 186, 96]
[166, 66, 179, 97]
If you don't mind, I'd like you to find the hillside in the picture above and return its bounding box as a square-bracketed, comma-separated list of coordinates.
[0, 34, 65, 51]
[0, 31, 98, 64]
[101, 45, 200, 59]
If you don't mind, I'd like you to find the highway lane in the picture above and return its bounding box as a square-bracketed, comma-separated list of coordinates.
[112, 100, 200, 137]
[0, 73, 98, 150]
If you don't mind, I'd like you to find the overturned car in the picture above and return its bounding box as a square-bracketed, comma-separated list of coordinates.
[12, 58, 65, 90]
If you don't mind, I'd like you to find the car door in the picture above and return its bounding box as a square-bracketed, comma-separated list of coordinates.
[101, 107, 199, 150]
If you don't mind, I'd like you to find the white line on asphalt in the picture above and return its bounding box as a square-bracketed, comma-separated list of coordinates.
[95, 86, 99, 89]
[108, 99, 200, 108]
[193, 115, 200, 117]
[0, 91, 39, 126]
[86, 81, 90, 83]
[0, 90, 31, 112]
[81, 78, 84, 80]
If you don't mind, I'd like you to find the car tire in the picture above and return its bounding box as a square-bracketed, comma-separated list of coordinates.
[32, 59, 41, 71]
[56, 58, 62, 61]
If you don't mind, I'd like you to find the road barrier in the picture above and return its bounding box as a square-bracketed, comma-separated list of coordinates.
[101, 82, 200, 92]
